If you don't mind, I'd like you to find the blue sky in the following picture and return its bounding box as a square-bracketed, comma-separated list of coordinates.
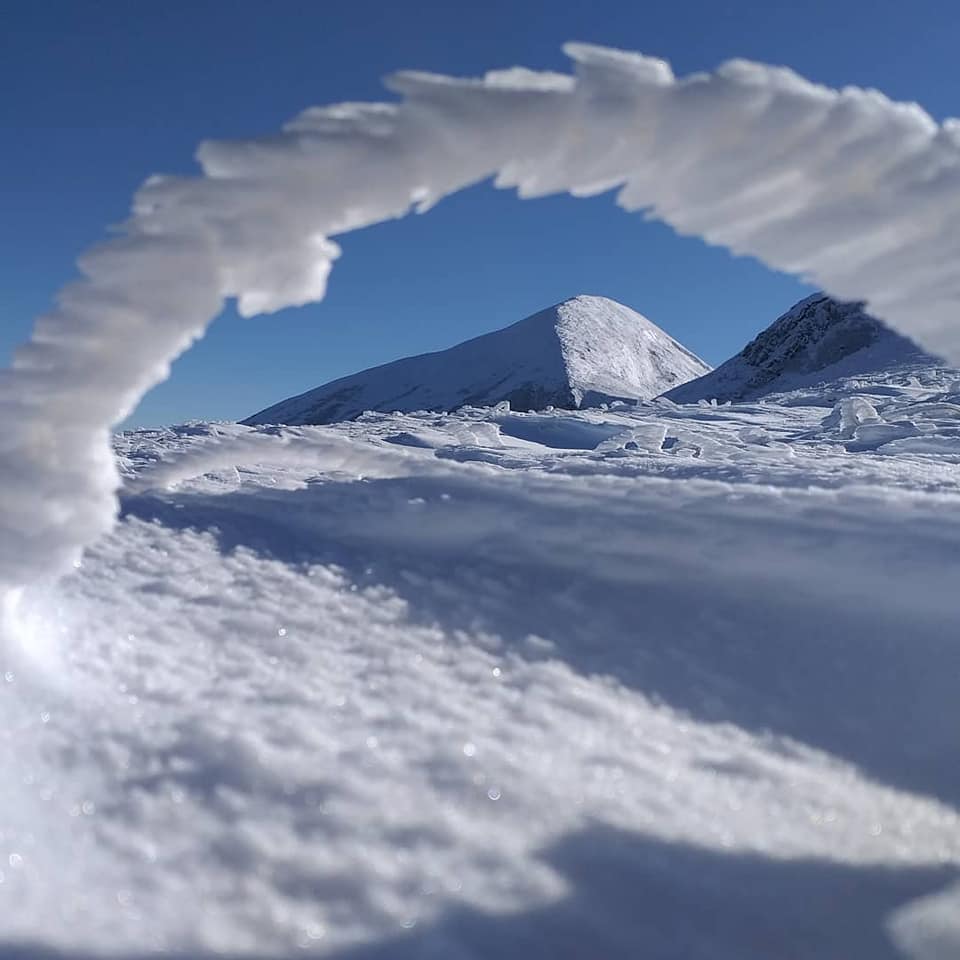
[2, 0, 958, 427]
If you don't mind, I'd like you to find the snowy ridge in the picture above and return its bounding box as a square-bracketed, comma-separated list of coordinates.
[666, 294, 936, 404]
[245, 295, 710, 425]
[3, 358, 960, 957]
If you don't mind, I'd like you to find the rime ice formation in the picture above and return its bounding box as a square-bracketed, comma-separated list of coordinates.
[4, 43, 960, 597]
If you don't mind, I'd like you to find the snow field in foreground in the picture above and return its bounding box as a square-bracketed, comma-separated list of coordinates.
[2, 364, 960, 958]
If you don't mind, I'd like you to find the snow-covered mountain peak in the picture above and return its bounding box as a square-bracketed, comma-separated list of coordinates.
[245, 295, 710, 425]
[550, 295, 711, 405]
[665, 294, 936, 404]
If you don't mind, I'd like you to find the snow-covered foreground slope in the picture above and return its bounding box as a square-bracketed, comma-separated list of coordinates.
[3, 361, 960, 958]
[245, 295, 710, 425]
[667, 294, 936, 404]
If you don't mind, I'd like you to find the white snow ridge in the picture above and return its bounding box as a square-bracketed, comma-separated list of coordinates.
[4, 39, 960, 960]
[246, 295, 710, 425]
[6, 43, 960, 600]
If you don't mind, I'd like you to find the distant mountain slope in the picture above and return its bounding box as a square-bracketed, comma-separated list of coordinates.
[245, 295, 710, 425]
[665, 295, 936, 404]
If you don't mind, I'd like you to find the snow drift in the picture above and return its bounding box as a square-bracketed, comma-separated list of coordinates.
[667, 294, 936, 403]
[4, 42, 960, 599]
[245, 295, 710, 425]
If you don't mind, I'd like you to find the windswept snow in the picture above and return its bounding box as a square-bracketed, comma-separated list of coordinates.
[245, 295, 710, 425]
[2, 358, 960, 958]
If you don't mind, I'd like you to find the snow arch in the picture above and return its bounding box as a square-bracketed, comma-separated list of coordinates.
[3, 42, 960, 596]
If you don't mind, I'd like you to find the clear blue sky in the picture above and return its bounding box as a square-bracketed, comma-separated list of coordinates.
[2, 0, 958, 427]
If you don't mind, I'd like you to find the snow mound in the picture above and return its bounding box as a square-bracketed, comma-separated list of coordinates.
[666, 295, 936, 404]
[245, 295, 710, 425]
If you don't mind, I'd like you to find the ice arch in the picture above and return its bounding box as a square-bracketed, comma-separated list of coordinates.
[2, 41, 960, 596]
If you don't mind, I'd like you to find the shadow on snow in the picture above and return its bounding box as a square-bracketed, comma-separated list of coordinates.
[119, 468, 960, 814]
[3, 824, 955, 959]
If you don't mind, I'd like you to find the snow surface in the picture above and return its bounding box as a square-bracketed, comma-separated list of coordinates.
[3, 359, 960, 958]
[7, 44, 960, 601]
[245, 295, 710, 425]
[667, 294, 937, 403]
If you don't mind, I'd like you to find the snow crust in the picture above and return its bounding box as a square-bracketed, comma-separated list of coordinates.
[246, 295, 710, 425]
[5, 45, 960, 600]
[2, 359, 960, 957]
